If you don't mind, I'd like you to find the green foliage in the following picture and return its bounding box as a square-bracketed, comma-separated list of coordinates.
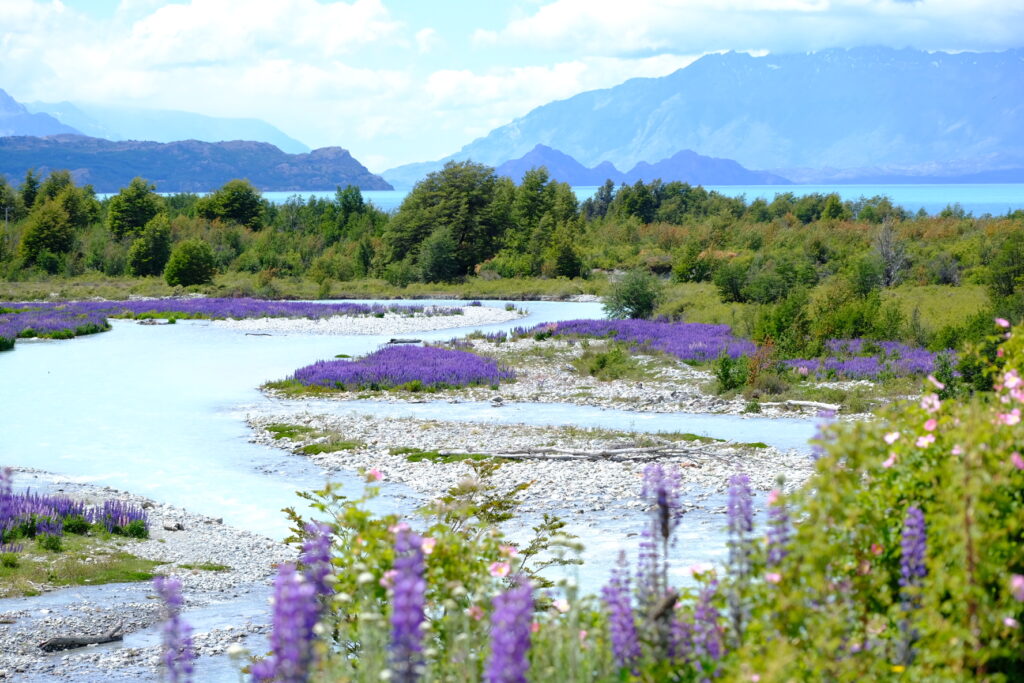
[108, 177, 161, 239]
[164, 239, 215, 286]
[20, 199, 73, 267]
[713, 352, 748, 393]
[196, 179, 264, 229]
[730, 325, 1024, 679]
[301, 440, 365, 455]
[127, 214, 172, 276]
[418, 226, 461, 283]
[265, 423, 318, 440]
[19, 168, 40, 209]
[63, 515, 90, 534]
[603, 269, 663, 319]
[38, 534, 63, 552]
[572, 343, 647, 381]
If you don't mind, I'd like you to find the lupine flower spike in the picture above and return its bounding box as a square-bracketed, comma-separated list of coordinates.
[154, 576, 195, 683]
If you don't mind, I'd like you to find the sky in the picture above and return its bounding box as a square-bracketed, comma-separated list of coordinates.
[1, 0, 1022, 172]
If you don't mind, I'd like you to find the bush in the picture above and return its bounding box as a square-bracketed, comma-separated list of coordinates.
[713, 352, 748, 392]
[123, 519, 149, 539]
[63, 515, 90, 534]
[127, 214, 172, 276]
[38, 533, 62, 552]
[603, 269, 663, 319]
[164, 239, 215, 286]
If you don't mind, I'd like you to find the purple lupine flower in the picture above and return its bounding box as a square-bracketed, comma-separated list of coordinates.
[390, 528, 427, 683]
[692, 580, 724, 665]
[727, 474, 753, 539]
[253, 564, 321, 683]
[726, 474, 754, 644]
[900, 506, 928, 594]
[896, 506, 927, 666]
[634, 528, 659, 608]
[154, 576, 194, 683]
[601, 552, 640, 669]
[642, 463, 683, 544]
[486, 579, 533, 683]
[300, 522, 333, 598]
[765, 494, 791, 568]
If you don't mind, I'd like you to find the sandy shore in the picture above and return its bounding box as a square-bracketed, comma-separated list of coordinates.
[0, 470, 293, 681]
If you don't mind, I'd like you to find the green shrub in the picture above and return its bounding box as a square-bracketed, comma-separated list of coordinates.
[164, 239, 215, 286]
[713, 353, 748, 393]
[0, 553, 18, 568]
[603, 269, 663, 319]
[38, 534, 62, 552]
[573, 344, 644, 381]
[122, 519, 148, 539]
[63, 515, 90, 535]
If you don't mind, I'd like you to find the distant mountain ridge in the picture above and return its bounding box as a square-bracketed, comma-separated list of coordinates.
[494, 144, 790, 185]
[385, 47, 1024, 187]
[0, 89, 82, 137]
[25, 100, 309, 154]
[0, 135, 392, 192]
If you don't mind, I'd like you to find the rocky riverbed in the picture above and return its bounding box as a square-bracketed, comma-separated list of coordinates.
[211, 303, 523, 336]
[0, 470, 294, 681]
[247, 413, 816, 517]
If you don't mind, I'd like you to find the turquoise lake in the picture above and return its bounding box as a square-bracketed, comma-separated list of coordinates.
[262, 183, 1024, 217]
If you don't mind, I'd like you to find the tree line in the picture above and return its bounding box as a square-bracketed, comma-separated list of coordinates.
[1, 162, 1022, 347]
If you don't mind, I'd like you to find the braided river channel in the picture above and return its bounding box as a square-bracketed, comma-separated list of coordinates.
[1, 300, 818, 681]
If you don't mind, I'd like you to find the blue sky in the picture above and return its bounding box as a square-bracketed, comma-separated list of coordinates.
[1, 0, 1021, 171]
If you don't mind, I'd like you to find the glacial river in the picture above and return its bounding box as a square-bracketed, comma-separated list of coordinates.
[0, 300, 817, 680]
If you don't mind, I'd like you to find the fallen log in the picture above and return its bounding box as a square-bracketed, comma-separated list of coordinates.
[387, 338, 422, 345]
[39, 622, 123, 652]
[759, 400, 840, 412]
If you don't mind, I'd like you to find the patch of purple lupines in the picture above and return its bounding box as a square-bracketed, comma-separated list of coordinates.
[486, 578, 533, 683]
[154, 575, 195, 683]
[99, 499, 149, 534]
[0, 298, 462, 351]
[788, 339, 954, 379]
[521, 319, 755, 362]
[390, 528, 427, 683]
[0, 475, 119, 548]
[252, 563, 321, 683]
[292, 345, 515, 390]
[602, 551, 641, 669]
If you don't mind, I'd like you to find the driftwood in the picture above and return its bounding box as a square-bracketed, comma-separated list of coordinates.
[387, 338, 422, 345]
[432, 444, 738, 464]
[245, 333, 272, 337]
[39, 622, 123, 652]
[759, 399, 840, 412]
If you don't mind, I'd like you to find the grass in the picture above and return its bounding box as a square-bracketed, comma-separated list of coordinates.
[0, 272, 605, 303]
[571, 343, 659, 382]
[0, 533, 161, 598]
[883, 283, 988, 331]
[178, 562, 231, 571]
[264, 422, 319, 440]
[301, 439, 365, 455]
[389, 446, 492, 464]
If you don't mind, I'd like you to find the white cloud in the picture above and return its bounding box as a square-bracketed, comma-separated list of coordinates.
[496, 0, 1024, 54]
[415, 27, 442, 54]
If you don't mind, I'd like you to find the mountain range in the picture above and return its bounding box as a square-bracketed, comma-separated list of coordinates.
[0, 89, 79, 137]
[384, 47, 1024, 187]
[493, 144, 790, 186]
[25, 100, 309, 155]
[0, 136, 391, 192]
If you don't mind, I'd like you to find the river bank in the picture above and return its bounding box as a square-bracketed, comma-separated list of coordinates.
[247, 413, 815, 517]
[268, 334, 880, 419]
[0, 470, 293, 681]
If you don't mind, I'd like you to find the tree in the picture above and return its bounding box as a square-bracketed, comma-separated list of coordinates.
[874, 217, 907, 287]
[127, 214, 172, 276]
[603, 269, 663, 319]
[418, 227, 461, 283]
[20, 199, 73, 266]
[165, 239, 215, 286]
[19, 169, 40, 210]
[385, 161, 509, 275]
[109, 177, 161, 239]
[196, 179, 263, 229]
[37, 170, 74, 203]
